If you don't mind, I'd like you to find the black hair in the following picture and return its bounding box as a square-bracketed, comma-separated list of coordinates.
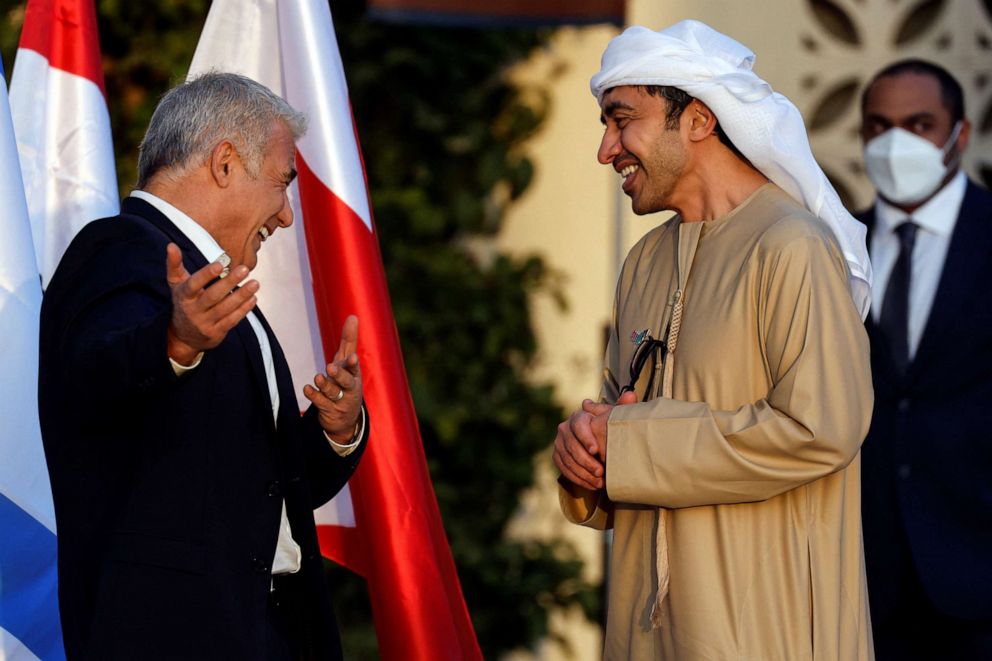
[642, 85, 747, 162]
[861, 59, 965, 122]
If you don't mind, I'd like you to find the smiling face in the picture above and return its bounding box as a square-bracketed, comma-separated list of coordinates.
[597, 86, 688, 215]
[216, 119, 297, 270]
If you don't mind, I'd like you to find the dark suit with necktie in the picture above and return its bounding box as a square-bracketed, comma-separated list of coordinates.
[859, 179, 992, 658]
[39, 197, 367, 660]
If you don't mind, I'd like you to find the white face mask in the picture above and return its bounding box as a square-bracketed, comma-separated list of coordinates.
[863, 122, 962, 206]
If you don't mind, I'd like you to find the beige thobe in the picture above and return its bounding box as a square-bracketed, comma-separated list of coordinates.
[560, 185, 874, 660]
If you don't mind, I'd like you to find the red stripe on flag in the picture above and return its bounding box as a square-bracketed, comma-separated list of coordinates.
[297, 154, 483, 660]
[316, 523, 369, 576]
[18, 0, 107, 95]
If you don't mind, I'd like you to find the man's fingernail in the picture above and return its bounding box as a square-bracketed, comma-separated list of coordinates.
[216, 253, 231, 278]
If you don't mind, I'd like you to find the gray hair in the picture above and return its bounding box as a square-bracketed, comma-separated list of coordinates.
[137, 72, 307, 188]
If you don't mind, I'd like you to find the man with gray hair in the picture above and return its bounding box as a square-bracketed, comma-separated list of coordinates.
[553, 21, 874, 659]
[39, 72, 367, 660]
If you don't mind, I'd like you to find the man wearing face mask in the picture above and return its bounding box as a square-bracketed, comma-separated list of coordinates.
[859, 59, 992, 659]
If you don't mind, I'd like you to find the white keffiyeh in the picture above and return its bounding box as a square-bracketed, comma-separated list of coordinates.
[592, 20, 872, 318]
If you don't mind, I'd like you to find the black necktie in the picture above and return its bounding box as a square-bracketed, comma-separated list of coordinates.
[879, 221, 918, 374]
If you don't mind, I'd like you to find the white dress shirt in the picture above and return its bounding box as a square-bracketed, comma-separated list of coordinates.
[869, 170, 967, 359]
[130, 190, 363, 574]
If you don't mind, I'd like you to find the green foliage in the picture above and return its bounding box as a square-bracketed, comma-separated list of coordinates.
[93, 0, 213, 190]
[333, 3, 599, 656]
[0, 0, 598, 656]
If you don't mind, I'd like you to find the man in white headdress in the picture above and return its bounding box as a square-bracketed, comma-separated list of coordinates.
[552, 21, 875, 659]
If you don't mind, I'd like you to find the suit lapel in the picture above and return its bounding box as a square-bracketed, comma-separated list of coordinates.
[909, 181, 992, 376]
[121, 197, 209, 273]
[857, 207, 899, 375]
[252, 308, 300, 425]
[247, 308, 308, 473]
[233, 317, 275, 426]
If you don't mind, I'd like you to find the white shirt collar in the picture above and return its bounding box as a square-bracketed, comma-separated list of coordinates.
[130, 190, 226, 264]
[875, 169, 967, 237]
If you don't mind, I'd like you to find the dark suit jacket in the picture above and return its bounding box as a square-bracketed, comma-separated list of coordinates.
[859, 179, 992, 624]
[39, 197, 367, 660]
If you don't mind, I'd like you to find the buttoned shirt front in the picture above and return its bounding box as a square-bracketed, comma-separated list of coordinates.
[870, 170, 967, 358]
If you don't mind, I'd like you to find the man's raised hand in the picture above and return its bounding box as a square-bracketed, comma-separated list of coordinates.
[165, 242, 259, 365]
[303, 315, 363, 443]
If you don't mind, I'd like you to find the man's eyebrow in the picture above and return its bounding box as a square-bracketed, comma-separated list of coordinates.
[864, 110, 937, 124]
[862, 112, 891, 124]
[600, 100, 635, 125]
[902, 111, 938, 123]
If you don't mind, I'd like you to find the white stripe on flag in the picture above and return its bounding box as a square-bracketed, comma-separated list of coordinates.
[9, 48, 118, 288]
[0, 50, 64, 661]
[0, 55, 53, 537]
[189, 6, 327, 409]
[277, 0, 372, 228]
[0, 628, 42, 661]
[190, 0, 371, 229]
[189, 0, 358, 528]
[313, 485, 356, 527]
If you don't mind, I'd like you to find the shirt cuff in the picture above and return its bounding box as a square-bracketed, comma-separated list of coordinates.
[169, 352, 204, 376]
[325, 406, 365, 457]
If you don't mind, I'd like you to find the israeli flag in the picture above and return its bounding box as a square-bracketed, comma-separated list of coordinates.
[0, 55, 65, 661]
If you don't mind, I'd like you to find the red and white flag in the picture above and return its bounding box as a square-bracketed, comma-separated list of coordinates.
[10, 0, 119, 288]
[189, 2, 482, 659]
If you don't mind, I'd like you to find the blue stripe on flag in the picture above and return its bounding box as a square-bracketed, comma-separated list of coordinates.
[0, 494, 64, 660]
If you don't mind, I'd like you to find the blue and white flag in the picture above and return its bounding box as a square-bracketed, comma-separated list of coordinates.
[0, 55, 65, 661]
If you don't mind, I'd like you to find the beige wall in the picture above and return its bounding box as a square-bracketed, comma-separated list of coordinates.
[499, 2, 992, 658]
[500, 26, 618, 661]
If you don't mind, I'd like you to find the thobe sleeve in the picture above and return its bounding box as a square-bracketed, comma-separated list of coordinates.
[604, 233, 873, 509]
[558, 288, 623, 530]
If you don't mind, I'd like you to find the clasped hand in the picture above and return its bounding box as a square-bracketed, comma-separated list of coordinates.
[553, 391, 637, 491]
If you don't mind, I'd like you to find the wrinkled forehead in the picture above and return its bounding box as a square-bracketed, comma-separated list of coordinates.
[265, 120, 297, 157]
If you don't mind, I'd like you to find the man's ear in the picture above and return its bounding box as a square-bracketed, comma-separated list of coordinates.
[686, 100, 718, 142]
[956, 118, 971, 154]
[209, 140, 238, 187]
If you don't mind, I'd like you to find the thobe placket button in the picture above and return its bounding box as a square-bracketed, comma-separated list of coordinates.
[266, 480, 282, 497]
[897, 464, 912, 480]
[897, 398, 911, 412]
